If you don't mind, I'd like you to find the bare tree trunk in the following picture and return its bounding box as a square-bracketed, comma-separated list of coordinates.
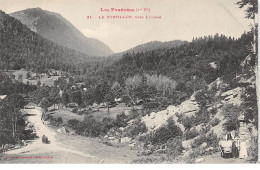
[14, 116, 17, 136]
[12, 117, 15, 138]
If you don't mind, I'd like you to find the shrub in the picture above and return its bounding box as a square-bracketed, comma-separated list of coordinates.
[102, 117, 115, 133]
[248, 136, 258, 162]
[182, 116, 195, 129]
[186, 147, 202, 163]
[128, 108, 140, 120]
[191, 131, 219, 148]
[210, 107, 218, 115]
[69, 116, 116, 137]
[49, 116, 63, 125]
[223, 119, 239, 131]
[194, 108, 211, 125]
[125, 119, 147, 137]
[122, 95, 132, 105]
[185, 128, 199, 140]
[159, 98, 171, 110]
[221, 104, 241, 131]
[177, 109, 210, 130]
[143, 100, 160, 111]
[76, 115, 104, 137]
[150, 118, 183, 145]
[195, 90, 207, 107]
[210, 118, 220, 127]
[71, 107, 78, 113]
[56, 117, 63, 123]
[166, 136, 183, 158]
[115, 112, 128, 127]
[176, 114, 194, 129]
[68, 119, 80, 129]
[194, 85, 218, 108]
[132, 156, 168, 164]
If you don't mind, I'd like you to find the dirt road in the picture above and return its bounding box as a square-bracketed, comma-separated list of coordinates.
[1, 108, 138, 163]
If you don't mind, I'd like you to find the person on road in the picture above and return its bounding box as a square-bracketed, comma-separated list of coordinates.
[42, 135, 46, 143]
[239, 140, 248, 159]
[234, 135, 241, 158]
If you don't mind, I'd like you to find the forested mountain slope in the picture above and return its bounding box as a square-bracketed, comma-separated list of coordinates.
[109, 40, 186, 60]
[10, 8, 113, 56]
[0, 10, 102, 74]
[99, 33, 253, 91]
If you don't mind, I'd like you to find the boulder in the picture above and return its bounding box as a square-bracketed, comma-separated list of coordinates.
[14, 145, 21, 149]
[120, 137, 131, 143]
[108, 136, 116, 140]
[57, 127, 68, 134]
[182, 150, 192, 159]
[182, 139, 193, 149]
[205, 147, 214, 152]
[111, 139, 120, 144]
[194, 158, 204, 163]
[201, 142, 207, 148]
[5, 144, 15, 150]
[129, 143, 136, 147]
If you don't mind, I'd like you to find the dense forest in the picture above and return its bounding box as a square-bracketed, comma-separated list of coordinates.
[78, 31, 254, 107]
[100, 33, 253, 83]
[0, 10, 104, 75]
[109, 40, 187, 60]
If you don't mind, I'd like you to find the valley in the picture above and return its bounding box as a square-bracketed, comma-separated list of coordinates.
[0, 0, 258, 164]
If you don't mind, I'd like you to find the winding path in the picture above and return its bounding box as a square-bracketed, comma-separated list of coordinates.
[3, 108, 99, 163]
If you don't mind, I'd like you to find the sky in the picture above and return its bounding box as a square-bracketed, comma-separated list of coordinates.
[0, 0, 253, 53]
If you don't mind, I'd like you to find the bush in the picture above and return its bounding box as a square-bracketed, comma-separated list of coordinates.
[166, 136, 183, 158]
[185, 128, 199, 140]
[56, 117, 63, 123]
[68, 116, 116, 137]
[76, 115, 104, 137]
[194, 85, 218, 108]
[68, 119, 80, 129]
[223, 119, 240, 131]
[143, 100, 160, 111]
[194, 108, 211, 125]
[221, 104, 241, 131]
[150, 118, 183, 145]
[71, 107, 78, 113]
[248, 136, 258, 162]
[177, 109, 210, 130]
[210, 118, 220, 127]
[132, 156, 168, 164]
[210, 107, 218, 115]
[115, 112, 128, 127]
[49, 116, 63, 125]
[125, 119, 147, 137]
[182, 116, 195, 129]
[128, 109, 140, 120]
[191, 131, 219, 148]
[176, 114, 194, 129]
[186, 147, 202, 163]
[102, 117, 115, 133]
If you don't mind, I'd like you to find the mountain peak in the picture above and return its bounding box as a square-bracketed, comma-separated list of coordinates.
[10, 8, 114, 56]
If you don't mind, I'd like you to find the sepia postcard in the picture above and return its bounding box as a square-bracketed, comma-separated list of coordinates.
[0, 0, 259, 164]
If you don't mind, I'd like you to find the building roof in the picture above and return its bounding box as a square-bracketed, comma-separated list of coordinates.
[0, 95, 7, 100]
